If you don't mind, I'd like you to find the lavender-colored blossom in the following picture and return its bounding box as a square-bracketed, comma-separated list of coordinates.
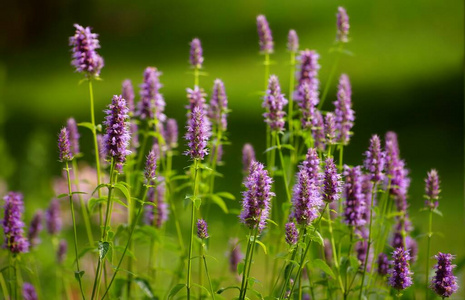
[295, 50, 320, 102]
[46, 199, 62, 235]
[240, 161, 274, 231]
[186, 86, 208, 113]
[263, 75, 288, 132]
[336, 7, 350, 43]
[292, 168, 323, 226]
[297, 82, 318, 129]
[122, 79, 135, 114]
[431, 252, 458, 298]
[229, 238, 243, 274]
[378, 253, 389, 276]
[385, 132, 410, 199]
[287, 29, 299, 52]
[144, 150, 157, 184]
[301, 148, 321, 184]
[190, 38, 204, 69]
[58, 127, 73, 162]
[69, 24, 103, 77]
[364, 135, 385, 182]
[129, 121, 139, 153]
[2, 192, 29, 253]
[325, 112, 337, 145]
[242, 144, 256, 173]
[103, 95, 131, 171]
[425, 169, 440, 210]
[285, 222, 298, 245]
[57, 239, 67, 264]
[144, 181, 169, 228]
[164, 118, 179, 150]
[256, 15, 274, 54]
[343, 166, 366, 227]
[388, 247, 413, 290]
[184, 106, 210, 160]
[208, 79, 228, 131]
[196, 219, 209, 239]
[312, 110, 326, 151]
[385, 131, 400, 156]
[391, 220, 417, 263]
[361, 175, 374, 222]
[323, 157, 342, 203]
[22, 283, 38, 300]
[136, 67, 165, 122]
[66, 118, 80, 155]
[28, 211, 43, 250]
[333, 74, 354, 145]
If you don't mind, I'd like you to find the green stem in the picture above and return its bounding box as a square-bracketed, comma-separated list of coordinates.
[358, 183, 377, 300]
[426, 207, 433, 300]
[264, 53, 270, 91]
[275, 132, 292, 203]
[72, 160, 95, 247]
[318, 44, 344, 110]
[199, 242, 203, 300]
[187, 159, 200, 300]
[100, 188, 148, 300]
[288, 204, 328, 298]
[239, 229, 254, 299]
[194, 67, 200, 87]
[241, 226, 260, 300]
[343, 228, 354, 299]
[327, 202, 346, 295]
[0, 272, 9, 300]
[279, 249, 298, 299]
[202, 252, 216, 300]
[65, 161, 86, 300]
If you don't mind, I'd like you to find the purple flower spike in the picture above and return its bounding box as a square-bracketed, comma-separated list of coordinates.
[312, 110, 326, 151]
[197, 219, 209, 239]
[186, 86, 208, 113]
[145, 150, 157, 184]
[57, 239, 67, 264]
[292, 168, 323, 226]
[240, 161, 274, 231]
[325, 112, 337, 145]
[364, 135, 385, 182]
[122, 79, 135, 114]
[242, 143, 256, 173]
[333, 74, 354, 145]
[22, 283, 38, 300]
[256, 15, 274, 54]
[103, 95, 131, 171]
[389, 247, 413, 290]
[69, 24, 104, 77]
[208, 79, 228, 131]
[323, 157, 342, 203]
[285, 222, 298, 245]
[184, 106, 210, 160]
[144, 180, 169, 228]
[385, 133, 410, 199]
[190, 38, 204, 69]
[425, 169, 440, 210]
[66, 118, 80, 155]
[46, 199, 62, 236]
[137, 67, 165, 122]
[287, 29, 299, 52]
[263, 75, 288, 132]
[431, 252, 458, 298]
[301, 148, 321, 184]
[28, 211, 43, 250]
[297, 82, 318, 129]
[378, 253, 389, 276]
[2, 192, 29, 253]
[343, 165, 366, 227]
[58, 127, 73, 162]
[295, 50, 320, 102]
[336, 7, 350, 43]
[165, 118, 179, 150]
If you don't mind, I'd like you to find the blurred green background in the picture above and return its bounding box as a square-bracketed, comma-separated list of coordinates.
[0, 0, 463, 298]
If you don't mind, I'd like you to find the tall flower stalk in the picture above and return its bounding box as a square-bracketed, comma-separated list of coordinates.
[425, 169, 440, 299]
[58, 127, 86, 299]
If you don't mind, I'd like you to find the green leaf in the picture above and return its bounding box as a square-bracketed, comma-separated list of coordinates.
[57, 193, 69, 199]
[349, 255, 360, 270]
[254, 239, 267, 255]
[216, 192, 236, 200]
[192, 283, 210, 296]
[279, 144, 295, 151]
[98, 241, 110, 260]
[210, 194, 228, 213]
[432, 208, 443, 217]
[263, 145, 278, 153]
[313, 258, 335, 279]
[193, 197, 202, 210]
[266, 219, 278, 227]
[308, 230, 324, 246]
[134, 277, 155, 298]
[78, 246, 96, 259]
[217, 286, 241, 294]
[168, 283, 186, 299]
[74, 270, 85, 280]
[71, 191, 87, 195]
[112, 197, 128, 208]
[237, 262, 245, 275]
[88, 197, 107, 212]
[114, 182, 131, 201]
[77, 122, 95, 132]
[92, 183, 109, 196]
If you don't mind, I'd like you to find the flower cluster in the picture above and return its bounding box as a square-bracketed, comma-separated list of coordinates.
[2, 192, 29, 253]
[69, 24, 104, 77]
[263, 75, 288, 132]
